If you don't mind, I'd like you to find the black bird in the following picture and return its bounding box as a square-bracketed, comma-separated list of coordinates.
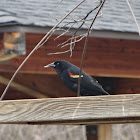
[44, 60, 109, 96]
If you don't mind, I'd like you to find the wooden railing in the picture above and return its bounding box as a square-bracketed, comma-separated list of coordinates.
[0, 94, 140, 125]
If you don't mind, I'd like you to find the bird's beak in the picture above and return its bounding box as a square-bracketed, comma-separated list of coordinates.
[44, 62, 55, 68]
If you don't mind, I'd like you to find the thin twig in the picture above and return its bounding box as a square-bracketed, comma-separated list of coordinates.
[36, 30, 55, 49]
[60, 34, 87, 48]
[74, 0, 102, 36]
[54, 0, 102, 44]
[54, 24, 75, 41]
[48, 50, 71, 55]
[0, 0, 86, 100]
[125, 0, 140, 36]
[77, 0, 106, 96]
[49, 0, 102, 56]
[53, 0, 103, 57]
[56, 33, 87, 49]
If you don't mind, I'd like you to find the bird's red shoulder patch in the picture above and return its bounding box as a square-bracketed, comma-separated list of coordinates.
[68, 72, 83, 78]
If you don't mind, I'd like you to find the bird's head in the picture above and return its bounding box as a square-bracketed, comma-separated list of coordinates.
[44, 60, 72, 74]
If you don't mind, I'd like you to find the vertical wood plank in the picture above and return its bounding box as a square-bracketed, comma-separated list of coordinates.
[98, 125, 111, 140]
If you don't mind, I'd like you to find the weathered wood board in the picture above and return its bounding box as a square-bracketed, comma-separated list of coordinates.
[0, 94, 140, 125]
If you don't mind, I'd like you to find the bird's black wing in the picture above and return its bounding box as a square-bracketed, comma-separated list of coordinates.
[81, 74, 109, 95]
[60, 66, 83, 92]
[61, 66, 109, 95]
[68, 67, 109, 95]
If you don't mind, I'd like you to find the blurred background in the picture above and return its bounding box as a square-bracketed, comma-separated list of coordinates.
[0, 0, 140, 139]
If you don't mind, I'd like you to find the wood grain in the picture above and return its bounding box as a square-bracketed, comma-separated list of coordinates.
[98, 125, 111, 140]
[0, 94, 140, 125]
[0, 76, 47, 98]
[0, 33, 140, 77]
[0, 72, 76, 98]
[1, 72, 140, 99]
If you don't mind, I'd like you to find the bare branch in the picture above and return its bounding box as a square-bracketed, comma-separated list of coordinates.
[48, 34, 86, 56]
[48, 50, 71, 55]
[60, 34, 87, 48]
[125, 0, 140, 36]
[77, 0, 106, 96]
[74, 0, 102, 36]
[54, 24, 75, 41]
[0, 0, 86, 100]
[50, 0, 103, 57]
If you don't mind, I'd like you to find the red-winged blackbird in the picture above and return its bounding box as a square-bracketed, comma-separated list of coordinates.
[44, 60, 109, 96]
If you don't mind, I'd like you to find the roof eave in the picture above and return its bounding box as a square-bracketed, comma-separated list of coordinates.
[0, 25, 139, 40]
